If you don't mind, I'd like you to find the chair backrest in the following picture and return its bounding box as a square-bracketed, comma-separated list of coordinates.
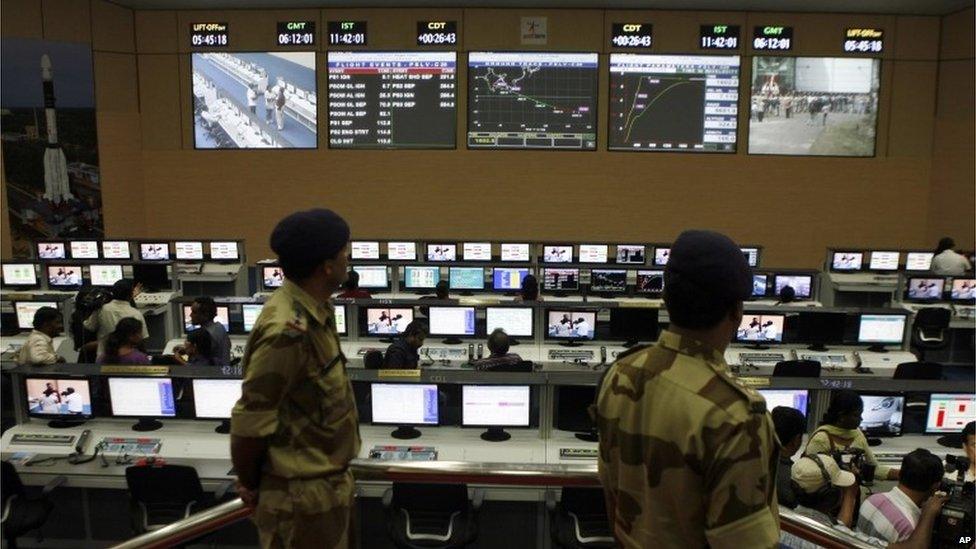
[772, 359, 822, 378]
[391, 482, 469, 513]
[893, 361, 943, 380]
[363, 350, 384, 370]
[125, 465, 204, 507]
[914, 307, 952, 330]
[559, 487, 607, 516]
[1, 461, 25, 503]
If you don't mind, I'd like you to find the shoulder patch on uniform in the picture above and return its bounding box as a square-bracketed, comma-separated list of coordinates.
[282, 302, 309, 337]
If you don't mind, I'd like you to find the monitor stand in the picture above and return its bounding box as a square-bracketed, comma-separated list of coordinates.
[866, 344, 889, 353]
[442, 337, 463, 345]
[807, 343, 828, 352]
[508, 338, 521, 346]
[378, 338, 394, 344]
[481, 427, 511, 442]
[48, 418, 87, 429]
[215, 420, 230, 434]
[747, 343, 770, 350]
[553, 292, 569, 298]
[558, 340, 582, 347]
[622, 338, 640, 348]
[459, 291, 474, 296]
[937, 434, 963, 449]
[574, 430, 598, 443]
[391, 426, 422, 440]
[132, 418, 163, 432]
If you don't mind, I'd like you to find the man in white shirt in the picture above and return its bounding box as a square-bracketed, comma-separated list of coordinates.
[857, 449, 944, 543]
[84, 279, 148, 356]
[63, 387, 84, 414]
[932, 237, 972, 276]
[17, 306, 66, 366]
[573, 317, 591, 339]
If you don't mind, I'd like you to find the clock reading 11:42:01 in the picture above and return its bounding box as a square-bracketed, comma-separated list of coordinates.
[700, 24, 740, 50]
[328, 21, 367, 46]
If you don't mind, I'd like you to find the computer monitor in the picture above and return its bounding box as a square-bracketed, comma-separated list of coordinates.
[925, 394, 976, 434]
[387, 241, 417, 261]
[543, 268, 580, 292]
[905, 252, 934, 271]
[448, 267, 484, 290]
[616, 245, 646, 264]
[102, 241, 131, 259]
[370, 383, 439, 439]
[36, 242, 66, 260]
[869, 251, 900, 271]
[796, 311, 847, 351]
[352, 266, 389, 289]
[752, 274, 768, 298]
[2, 263, 38, 287]
[500, 243, 530, 262]
[485, 307, 533, 338]
[90, 264, 124, 287]
[757, 389, 809, 416]
[242, 303, 263, 333]
[364, 307, 414, 336]
[46, 265, 83, 288]
[578, 244, 609, 264]
[428, 306, 476, 340]
[590, 269, 627, 293]
[209, 241, 239, 261]
[351, 241, 380, 260]
[543, 245, 572, 263]
[492, 268, 530, 291]
[546, 310, 596, 340]
[636, 270, 664, 295]
[132, 263, 170, 291]
[139, 242, 170, 261]
[183, 305, 230, 333]
[859, 394, 905, 436]
[335, 304, 347, 335]
[736, 314, 785, 344]
[70, 241, 99, 259]
[108, 377, 176, 431]
[905, 277, 946, 301]
[463, 242, 492, 261]
[556, 385, 597, 439]
[426, 243, 457, 262]
[831, 251, 863, 271]
[403, 266, 440, 290]
[192, 378, 242, 432]
[14, 302, 57, 331]
[262, 266, 285, 288]
[25, 377, 93, 427]
[950, 279, 976, 302]
[609, 308, 658, 346]
[742, 247, 760, 268]
[857, 314, 907, 348]
[174, 241, 204, 260]
[774, 275, 812, 299]
[462, 385, 531, 442]
[653, 247, 670, 266]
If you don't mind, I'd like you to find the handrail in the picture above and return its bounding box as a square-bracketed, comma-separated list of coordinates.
[109, 459, 877, 549]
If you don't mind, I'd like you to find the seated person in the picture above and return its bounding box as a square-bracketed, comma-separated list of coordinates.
[957, 421, 976, 482]
[419, 280, 449, 300]
[472, 329, 523, 371]
[858, 449, 945, 544]
[514, 274, 542, 302]
[775, 285, 796, 305]
[383, 320, 427, 369]
[173, 329, 219, 366]
[804, 390, 899, 480]
[771, 405, 807, 509]
[336, 270, 372, 299]
[96, 317, 151, 365]
[190, 296, 231, 365]
[17, 306, 66, 365]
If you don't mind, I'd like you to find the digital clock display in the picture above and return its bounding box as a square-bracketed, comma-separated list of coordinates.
[844, 28, 883, 53]
[277, 21, 315, 46]
[610, 23, 653, 48]
[753, 26, 793, 51]
[328, 21, 367, 46]
[700, 24, 740, 50]
[417, 21, 457, 46]
[190, 22, 229, 48]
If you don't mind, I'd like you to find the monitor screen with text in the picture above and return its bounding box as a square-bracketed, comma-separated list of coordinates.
[926, 394, 976, 434]
[108, 377, 176, 417]
[462, 385, 530, 427]
[192, 378, 242, 419]
[371, 383, 439, 425]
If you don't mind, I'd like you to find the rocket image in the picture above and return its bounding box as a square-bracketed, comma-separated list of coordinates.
[40, 54, 73, 204]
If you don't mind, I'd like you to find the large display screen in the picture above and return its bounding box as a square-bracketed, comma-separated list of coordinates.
[736, 314, 785, 342]
[749, 57, 880, 156]
[758, 389, 808, 416]
[860, 394, 904, 436]
[448, 267, 484, 290]
[328, 51, 456, 149]
[192, 379, 242, 419]
[926, 394, 976, 434]
[485, 307, 533, 337]
[462, 385, 530, 427]
[371, 383, 439, 425]
[192, 52, 317, 149]
[857, 314, 906, 344]
[468, 52, 598, 150]
[14, 302, 57, 330]
[26, 378, 92, 417]
[547, 311, 596, 340]
[2, 264, 37, 286]
[109, 377, 176, 418]
[428, 306, 476, 336]
[609, 54, 740, 152]
[365, 308, 414, 335]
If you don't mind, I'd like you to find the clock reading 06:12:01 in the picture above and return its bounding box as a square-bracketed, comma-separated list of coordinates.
[277, 21, 315, 46]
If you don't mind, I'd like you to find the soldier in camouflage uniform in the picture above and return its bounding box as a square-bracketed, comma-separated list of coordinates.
[596, 230, 781, 548]
[230, 209, 360, 549]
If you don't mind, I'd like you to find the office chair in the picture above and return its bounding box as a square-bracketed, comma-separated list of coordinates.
[893, 361, 943, 380]
[547, 487, 615, 549]
[125, 464, 213, 535]
[1, 462, 57, 549]
[911, 307, 952, 361]
[772, 359, 821, 378]
[383, 482, 481, 548]
[481, 360, 534, 373]
[364, 350, 384, 370]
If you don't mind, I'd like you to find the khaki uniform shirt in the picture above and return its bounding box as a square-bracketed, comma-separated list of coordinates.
[596, 330, 781, 549]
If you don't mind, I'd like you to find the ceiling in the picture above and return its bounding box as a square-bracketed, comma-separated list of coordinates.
[110, 0, 975, 16]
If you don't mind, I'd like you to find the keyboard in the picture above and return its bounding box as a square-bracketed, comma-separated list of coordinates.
[548, 349, 595, 362]
[100, 437, 161, 455]
[424, 348, 469, 361]
[11, 434, 75, 446]
[134, 292, 172, 306]
[738, 352, 786, 363]
[559, 448, 598, 460]
[800, 354, 849, 365]
[369, 446, 438, 461]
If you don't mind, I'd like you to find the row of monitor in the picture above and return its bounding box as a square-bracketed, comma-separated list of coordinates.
[829, 250, 937, 273]
[904, 276, 976, 303]
[33, 240, 241, 262]
[1, 263, 170, 290]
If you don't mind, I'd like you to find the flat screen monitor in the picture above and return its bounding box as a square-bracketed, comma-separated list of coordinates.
[859, 394, 904, 436]
[857, 314, 906, 344]
[463, 242, 492, 261]
[547, 310, 596, 340]
[462, 385, 530, 427]
[905, 252, 934, 271]
[2, 264, 37, 287]
[428, 306, 476, 337]
[263, 266, 285, 288]
[352, 266, 388, 289]
[192, 51, 317, 149]
[46, 265, 83, 288]
[752, 274, 768, 297]
[25, 377, 92, 418]
[139, 243, 170, 261]
[14, 302, 57, 330]
[950, 279, 976, 302]
[449, 267, 484, 290]
[925, 394, 976, 434]
[209, 241, 239, 260]
[426, 244, 457, 262]
[351, 241, 380, 260]
[70, 241, 99, 259]
[242, 303, 263, 333]
[335, 304, 347, 335]
[653, 248, 670, 266]
[796, 311, 847, 348]
[869, 251, 900, 271]
[758, 389, 809, 416]
[492, 268, 529, 291]
[616, 245, 646, 264]
[387, 242, 417, 261]
[905, 277, 945, 301]
[192, 378, 242, 419]
[108, 377, 176, 418]
[748, 57, 881, 157]
[774, 274, 812, 299]
[183, 305, 230, 333]
[500, 243, 530, 262]
[485, 307, 534, 338]
[736, 314, 785, 343]
[90, 264, 124, 287]
[403, 266, 440, 290]
[102, 241, 131, 259]
[609, 308, 658, 343]
[132, 264, 169, 291]
[365, 307, 414, 336]
[543, 268, 579, 291]
[370, 383, 439, 426]
[742, 247, 760, 268]
[590, 269, 627, 293]
[37, 242, 66, 260]
[543, 245, 572, 263]
[578, 244, 609, 264]
[174, 241, 204, 260]
[831, 252, 863, 271]
[636, 270, 664, 295]
[467, 52, 598, 150]
[609, 54, 740, 152]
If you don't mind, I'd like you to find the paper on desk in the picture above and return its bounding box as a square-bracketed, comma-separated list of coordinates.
[8, 452, 36, 466]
